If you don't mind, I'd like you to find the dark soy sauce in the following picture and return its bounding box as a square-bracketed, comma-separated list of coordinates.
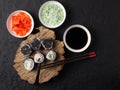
[66, 27, 88, 49]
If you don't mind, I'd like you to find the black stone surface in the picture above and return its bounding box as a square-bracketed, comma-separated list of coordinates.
[1, 0, 120, 90]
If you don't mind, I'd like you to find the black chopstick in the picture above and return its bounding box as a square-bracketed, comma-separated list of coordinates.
[40, 52, 96, 69]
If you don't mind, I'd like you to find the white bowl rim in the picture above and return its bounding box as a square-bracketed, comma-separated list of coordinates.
[63, 24, 91, 53]
[38, 1, 66, 28]
[6, 10, 34, 38]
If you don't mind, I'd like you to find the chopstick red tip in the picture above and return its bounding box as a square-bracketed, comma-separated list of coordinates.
[89, 52, 96, 58]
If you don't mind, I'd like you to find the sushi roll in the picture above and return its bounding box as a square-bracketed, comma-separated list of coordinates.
[24, 58, 34, 71]
[41, 38, 53, 50]
[34, 52, 44, 63]
[21, 44, 32, 56]
[30, 38, 41, 50]
[46, 50, 57, 61]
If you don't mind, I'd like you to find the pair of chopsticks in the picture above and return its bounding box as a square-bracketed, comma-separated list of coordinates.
[40, 52, 96, 69]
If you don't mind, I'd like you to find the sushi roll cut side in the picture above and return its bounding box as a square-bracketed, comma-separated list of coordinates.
[46, 50, 57, 61]
[34, 52, 44, 63]
[24, 58, 34, 71]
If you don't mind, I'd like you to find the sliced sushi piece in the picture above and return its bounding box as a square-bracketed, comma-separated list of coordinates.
[24, 58, 34, 71]
[41, 38, 53, 50]
[46, 50, 57, 61]
[21, 44, 32, 56]
[34, 52, 44, 63]
[30, 38, 41, 50]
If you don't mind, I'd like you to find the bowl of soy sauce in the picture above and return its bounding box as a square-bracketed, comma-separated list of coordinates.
[63, 24, 91, 53]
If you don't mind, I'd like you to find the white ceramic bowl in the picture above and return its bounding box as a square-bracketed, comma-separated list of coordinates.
[63, 24, 91, 53]
[38, 1, 66, 28]
[6, 10, 34, 38]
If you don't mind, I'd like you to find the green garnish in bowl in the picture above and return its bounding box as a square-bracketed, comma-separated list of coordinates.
[38, 1, 66, 28]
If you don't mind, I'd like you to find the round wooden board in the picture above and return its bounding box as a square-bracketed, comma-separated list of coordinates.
[13, 26, 65, 84]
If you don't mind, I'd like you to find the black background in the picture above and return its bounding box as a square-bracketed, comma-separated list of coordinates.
[1, 0, 120, 90]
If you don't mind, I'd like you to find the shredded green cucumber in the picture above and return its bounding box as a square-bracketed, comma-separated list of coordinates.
[41, 3, 64, 27]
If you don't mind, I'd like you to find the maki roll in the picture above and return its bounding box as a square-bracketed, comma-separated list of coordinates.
[21, 44, 32, 56]
[46, 50, 57, 61]
[30, 38, 41, 50]
[24, 58, 34, 71]
[34, 52, 44, 63]
[41, 38, 53, 50]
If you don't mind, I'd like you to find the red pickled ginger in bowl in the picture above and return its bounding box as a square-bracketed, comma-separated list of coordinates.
[6, 10, 34, 38]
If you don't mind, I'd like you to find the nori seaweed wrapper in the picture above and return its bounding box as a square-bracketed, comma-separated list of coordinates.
[21, 44, 32, 56]
[30, 38, 41, 50]
[41, 38, 53, 50]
